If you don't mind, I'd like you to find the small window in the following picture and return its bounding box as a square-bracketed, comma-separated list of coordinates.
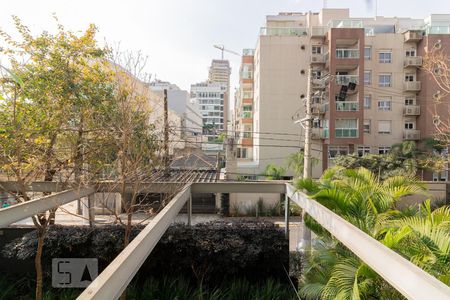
[364, 71, 371, 85]
[364, 47, 372, 60]
[379, 51, 392, 63]
[379, 74, 392, 87]
[378, 99, 392, 111]
[405, 74, 415, 82]
[378, 147, 391, 154]
[405, 98, 415, 106]
[363, 120, 371, 134]
[312, 70, 322, 79]
[364, 95, 371, 109]
[312, 45, 322, 54]
[378, 120, 392, 134]
[405, 49, 416, 57]
[404, 122, 415, 129]
[357, 146, 371, 157]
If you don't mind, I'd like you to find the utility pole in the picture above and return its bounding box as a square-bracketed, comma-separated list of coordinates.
[303, 66, 313, 179]
[301, 66, 312, 252]
[163, 89, 169, 176]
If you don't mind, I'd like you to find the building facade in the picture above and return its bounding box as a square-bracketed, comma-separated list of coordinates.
[208, 60, 231, 132]
[231, 8, 450, 180]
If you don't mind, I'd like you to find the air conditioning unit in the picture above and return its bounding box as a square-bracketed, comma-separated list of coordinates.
[311, 56, 318, 62]
[405, 107, 414, 115]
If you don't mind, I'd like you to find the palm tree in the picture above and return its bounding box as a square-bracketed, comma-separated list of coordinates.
[287, 150, 319, 178]
[297, 167, 449, 299]
[262, 164, 286, 180]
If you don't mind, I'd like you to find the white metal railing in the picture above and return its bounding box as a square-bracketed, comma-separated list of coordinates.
[336, 75, 359, 85]
[285, 184, 450, 300]
[404, 81, 421, 91]
[1, 181, 449, 299]
[336, 49, 359, 59]
[404, 56, 423, 67]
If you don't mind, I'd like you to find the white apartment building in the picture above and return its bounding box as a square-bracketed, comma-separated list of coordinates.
[208, 60, 231, 132]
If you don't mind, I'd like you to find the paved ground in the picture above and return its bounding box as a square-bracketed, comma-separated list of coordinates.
[11, 202, 307, 251]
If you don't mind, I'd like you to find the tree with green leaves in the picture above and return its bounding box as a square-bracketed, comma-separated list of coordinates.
[262, 164, 286, 180]
[287, 150, 318, 178]
[296, 167, 450, 299]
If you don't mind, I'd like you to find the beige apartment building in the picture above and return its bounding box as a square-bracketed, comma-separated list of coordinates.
[208, 59, 231, 131]
[230, 8, 450, 180]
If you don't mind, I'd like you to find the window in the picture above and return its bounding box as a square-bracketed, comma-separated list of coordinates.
[379, 51, 392, 63]
[378, 147, 391, 155]
[364, 71, 371, 85]
[378, 120, 392, 134]
[328, 146, 349, 158]
[357, 146, 371, 157]
[379, 74, 392, 87]
[312, 45, 322, 54]
[312, 70, 322, 79]
[363, 120, 371, 133]
[335, 119, 358, 138]
[364, 95, 371, 109]
[243, 105, 252, 111]
[364, 47, 372, 60]
[405, 98, 415, 106]
[405, 49, 416, 57]
[404, 121, 415, 129]
[243, 91, 253, 99]
[378, 98, 392, 111]
[405, 74, 415, 82]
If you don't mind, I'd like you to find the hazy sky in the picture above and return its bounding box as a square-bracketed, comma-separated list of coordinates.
[0, 0, 447, 93]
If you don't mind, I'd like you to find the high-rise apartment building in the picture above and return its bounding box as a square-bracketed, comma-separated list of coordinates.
[208, 60, 231, 132]
[190, 81, 227, 151]
[230, 8, 450, 180]
[234, 49, 255, 160]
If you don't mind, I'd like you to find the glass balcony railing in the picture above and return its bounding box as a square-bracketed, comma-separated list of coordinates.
[335, 128, 358, 138]
[242, 49, 255, 56]
[260, 27, 308, 36]
[335, 75, 359, 85]
[323, 129, 329, 138]
[336, 49, 359, 59]
[241, 112, 252, 118]
[425, 26, 450, 34]
[328, 19, 363, 29]
[336, 101, 359, 111]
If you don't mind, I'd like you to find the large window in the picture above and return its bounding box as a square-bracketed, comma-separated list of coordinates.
[378, 120, 392, 134]
[328, 146, 349, 158]
[335, 119, 358, 138]
[379, 74, 392, 87]
[379, 50, 392, 63]
[378, 98, 392, 111]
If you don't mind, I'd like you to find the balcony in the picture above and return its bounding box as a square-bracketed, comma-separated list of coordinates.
[425, 26, 450, 35]
[311, 26, 326, 37]
[260, 27, 308, 36]
[311, 53, 326, 63]
[312, 78, 327, 89]
[311, 103, 327, 114]
[404, 56, 423, 68]
[312, 128, 325, 139]
[404, 30, 424, 42]
[335, 128, 358, 138]
[404, 129, 421, 140]
[335, 75, 359, 85]
[403, 81, 421, 92]
[404, 105, 421, 116]
[328, 19, 363, 29]
[336, 49, 359, 59]
[336, 101, 359, 112]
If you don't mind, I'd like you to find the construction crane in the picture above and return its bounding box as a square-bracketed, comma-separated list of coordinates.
[213, 44, 240, 60]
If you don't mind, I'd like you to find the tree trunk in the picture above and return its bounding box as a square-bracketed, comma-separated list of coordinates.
[35, 226, 46, 300]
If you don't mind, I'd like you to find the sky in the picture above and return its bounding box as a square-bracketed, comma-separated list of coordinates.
[0, 0, 447, 95]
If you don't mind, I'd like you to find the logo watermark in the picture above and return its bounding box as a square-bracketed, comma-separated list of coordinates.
[52, 258, 98, 288]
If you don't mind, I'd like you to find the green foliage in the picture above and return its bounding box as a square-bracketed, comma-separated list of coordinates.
[297, 167, 450, 299]
[262, 164, 286, 180]
[287, 150, 318, 178]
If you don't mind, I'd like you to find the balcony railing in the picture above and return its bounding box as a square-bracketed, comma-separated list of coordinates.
[404, 30, 424, 42]
[425, 26, 450, 35]
[336, 75, 359, 85]
[311, 26, 326, 37]
[404, 56, 423, 67]
[312, 128, 325, 139]
[336, 49, 360, 59]
[241, 112, 252, 118]
[335, 128, 358, 138]
[404, 105, 421, 116]
[312, 103, 327, 114]
[404, 129, 421, 140]
[328, 19, 363, 29]
[336, 101, 359, 111]
[260, 27, 308, 36]
[403, 81, 421, 91]
[311, 53, 326, 63]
